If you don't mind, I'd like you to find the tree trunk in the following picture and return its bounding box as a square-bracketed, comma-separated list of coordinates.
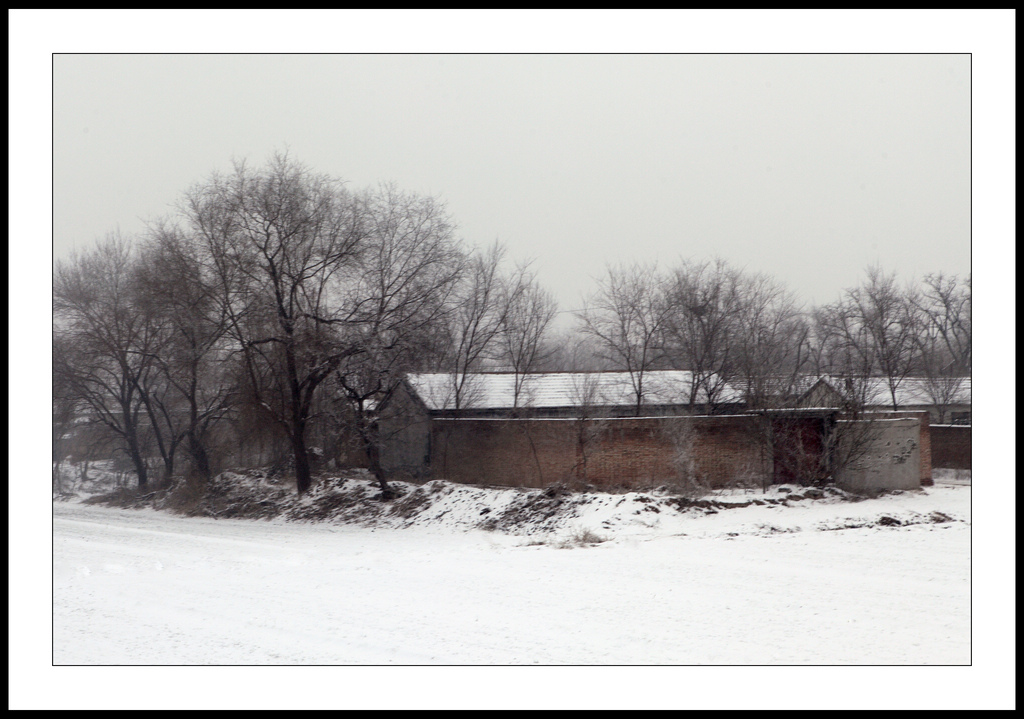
[188, 432, 213, 481]
[291, 428, 313, 494]
[365, 442, 394, 498]
[127, 442, 148, 490]
[520, 421, 544, 487]
[161, 454, 175, 488]
[355, 415, 394, 498]
[574, 426, 589, 482]
[187, 396, 213, 481]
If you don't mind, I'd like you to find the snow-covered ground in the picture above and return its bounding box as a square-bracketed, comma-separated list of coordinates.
[20, 465, 1012, 708]
[53, 481, 972, 666]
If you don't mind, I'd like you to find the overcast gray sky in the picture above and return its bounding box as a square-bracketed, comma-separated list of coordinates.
[53, 52, 970, 312]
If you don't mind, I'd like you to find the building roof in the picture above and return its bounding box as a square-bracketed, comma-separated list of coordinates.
[405, 371, 744, 412]
[806, 376, 971, 408]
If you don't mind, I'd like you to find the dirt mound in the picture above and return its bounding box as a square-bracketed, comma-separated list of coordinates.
[69, 466, 929, 540]
[82, 487, 161, 509]
[478, 489, 588, 535]
[816, 510, 964, 532]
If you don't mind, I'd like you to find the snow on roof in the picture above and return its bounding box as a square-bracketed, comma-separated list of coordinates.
[810, 376, 972, 407]
[405, 371, 744, 411]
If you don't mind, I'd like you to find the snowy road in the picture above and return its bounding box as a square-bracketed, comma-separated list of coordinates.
[53, 488, 971, 665]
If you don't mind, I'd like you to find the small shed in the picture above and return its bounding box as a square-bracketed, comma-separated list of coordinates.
[798, 376, 971, 425]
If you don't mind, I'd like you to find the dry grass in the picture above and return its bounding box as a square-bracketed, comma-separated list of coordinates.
[555, 525, 607, 549]
[162, 475, 208, 515]
[82, 486, 164, 509]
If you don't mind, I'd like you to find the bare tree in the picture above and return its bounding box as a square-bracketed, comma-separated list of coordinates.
[53, 234, 157, 489]
[183, 154, 365, 494]
[534, 328, 611, 372]
[859, 266, 921, 409]
[918, 272, 971, 373]
[441, 241, 512, 411]
[913, 328, 965, 425]
[495, 263, 558, 409]
[911, 272, 971, 423]
[803, 312, 833, 379]
[329, 184, 462, 496]
[577, 262, 668, 416]
[661, 259, 745, 411]
[813, 303, 869, 383]
[132, 332, 186, 485]
[135, 225, 236, 481]
[731, 272, 811, 409]
[484, 265, 557, 486]
[816, 265, 919, 410]
[566, 372, 607, 484]
[52, 336, 79, 494]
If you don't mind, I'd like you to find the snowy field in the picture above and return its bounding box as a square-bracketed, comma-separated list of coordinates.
[16, 470, 1012, 708]
[52, 483, 972, 666]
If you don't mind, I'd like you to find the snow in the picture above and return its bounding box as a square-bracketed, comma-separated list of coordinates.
[18, 459, 1011, 709]
[53, 483, 972, 669]
[406, 370, 742, 410]
[406, 373, 972, 415]
[932, 467, 972, 485]
[810, 376, 972, 407]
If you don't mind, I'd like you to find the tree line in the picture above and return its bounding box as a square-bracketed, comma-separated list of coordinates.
[53, 154, 971, 496]
[573, 259, 971, 419]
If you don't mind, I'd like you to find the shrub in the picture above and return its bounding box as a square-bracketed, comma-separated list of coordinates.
[555, 525, 607, 549]
[162, 474, 208, 515]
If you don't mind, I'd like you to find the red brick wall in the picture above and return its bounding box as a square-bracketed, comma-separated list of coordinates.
[930, 425, 971, 469]
[920, 413, 932, 486]
[430, 416, 770, 491]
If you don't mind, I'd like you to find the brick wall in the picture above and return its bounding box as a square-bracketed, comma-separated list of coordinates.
[930, 425, 971, 469]
[920, 413, 932, 486]
[423, 410, 937, 491]
[429, 415, 771, 491]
